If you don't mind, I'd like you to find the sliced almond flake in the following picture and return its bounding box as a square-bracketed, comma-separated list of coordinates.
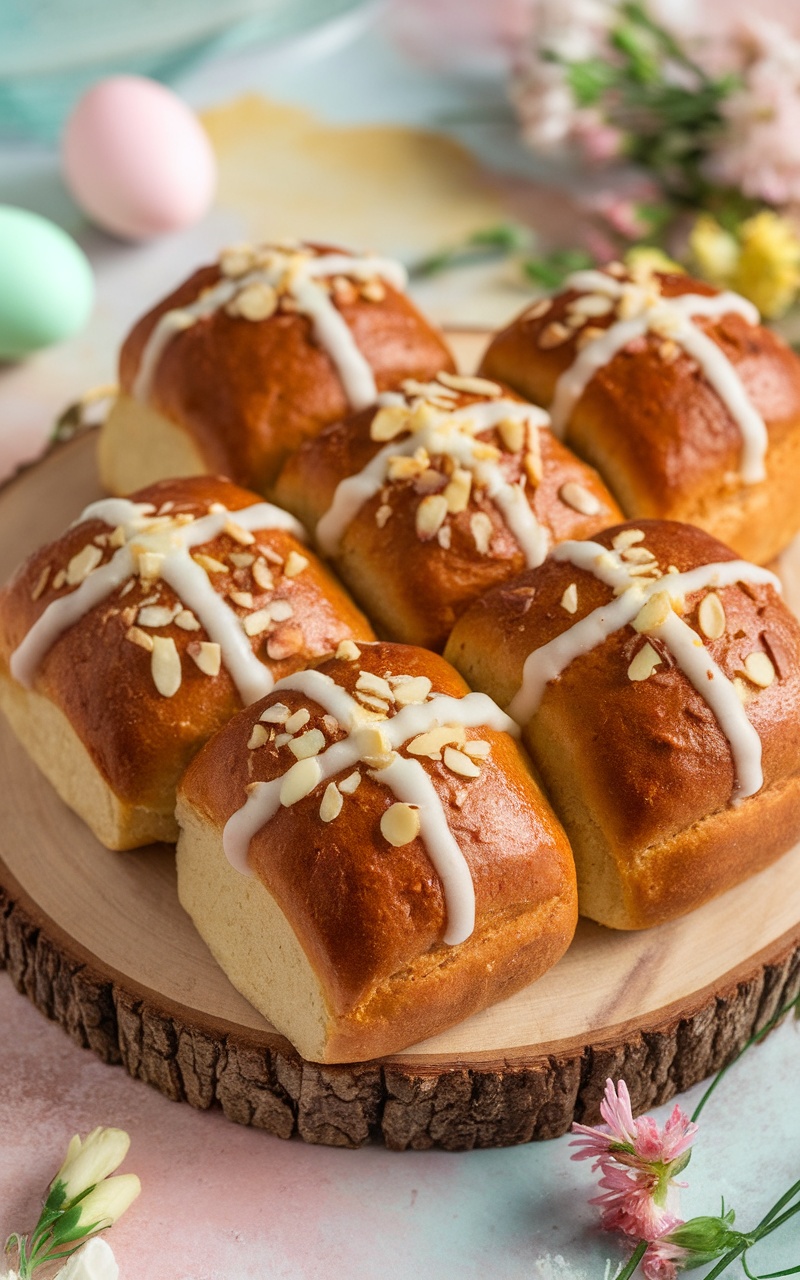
[561, 583, 578, 614]
[576, 325, 606, 351]
[436, 372, 502, 397]
[380, 802, 421, 847]
[320, 782, 344, 822]
[119, 579, 134, 597]
[393, 676, 432, 707]
[335, 639, 361, 662]
[621, 545, 657, 564]
[559, 482, 601, 516]
[375, 504, 393, 529]
[260, 702, 290, 724]
[192, 642, 221, 677]
[733, 676, 754, 705]
[611, 529, 642, 550]
[357, 693, 392, 713]
[564, 312, 585, 330]
[356, 671, 393, 700]
[371, 405, 411, 443]
[126, 626, 154, 651]
[270, 600, 294, 622]
[174, 609, 201, 631]
[463, 740, 491, 759]
[248, 723, 269, 749]
[355, 724, 395, 769]
[289, 728, 326, 760]
[137, 605, 177, 628]
[470, 512, 493, 555]
[230, 552, 255, 568]
[66, 543, 103, 586]
[229, 590, 254, 609]
[388, 454, 426, 482]
[633, 591, 672, 634]
[322, 714, 339, 735]
[538, 321, 571, 349]
[31, 566, 50, 602]
[659, 340, 680, 363]
[416, 468, 446, 496]
[208, 502, 227, 514]
[626, 562, 663, 579]
[268, 623, 304, 661]
[524, 298, 551, 320]
[524, 434, 543, 487]
[407, 725, 466, 758]
[437, 525, 452, 550]
[403, 377, 457, 399]
[743, 652, 775, 688]
[339, 771, 362, 794]
[224, 519, 256, 546]
[252, 560, 274, 591]
[94, 533, 110, 548]
[109, 525, 127, 549]
[444, 469, 472, 514]
[194, 553, 228, 574]
[443, 746, 481, 778]
[275, 732, 293, 747]
[151, 636, 181, 697]
[243, 609, 272, 637]
[471, 441, 501, 462]
[284, 708, 310, 734]
[235, 282, 278, 322]
[453, 787, 469, 808]
[220, 245, 256, 277]
[628, 641, 663, 682]
[416, 494, 449, 539]
[284, 551, 309, 578]
[360, 279, 386, 302]
[698, 592, 726, 641]
[331, 275, 358, 305]
[279, 757, 322, 807]
[497, 418, 525, 454]
[137, 551, 164, 582]
[568, 294, 613, 318]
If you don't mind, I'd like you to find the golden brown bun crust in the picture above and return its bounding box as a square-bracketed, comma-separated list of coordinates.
[0, 476, 374, 822]
[179, 640, 577, 1056]
[274, 381, 622, 650]
[445, 520, 800, 926]
[479, 273, 800, 562]
[118, 256, 456, 492]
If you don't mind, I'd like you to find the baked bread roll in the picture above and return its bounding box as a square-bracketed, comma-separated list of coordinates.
[0, 476, 373, 850]
[445, 520, 800, 930]
[99, 241, 455, 497]
[274, 371, 622, 650]
[176, 639, 577, 1063]
[479, 264, 800, 564]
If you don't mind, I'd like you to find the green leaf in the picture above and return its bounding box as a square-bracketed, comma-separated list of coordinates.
[50, 1205, 83, 1243]
[522, 249, 594, 289]
[565, 58, 617, 106]
[43, 1179, 67, 1213]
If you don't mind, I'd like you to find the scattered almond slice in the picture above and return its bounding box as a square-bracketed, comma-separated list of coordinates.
[561, 583, 578, 614]
[577, 325, 605, 350]
[174, 609, 201, 631]
[497, 418, 525, 454]
[628, 641, 663, 682]
[371, 405, 411, 443]
[284, 551, 309, 578]
[320, 783, 343, 822]
[229, 590, 254, 609]
[260, 702, 290, 724]
[743, 652, 775, 688]
[322, 714, 339, 736]
[357, 671, 394, 701]
[274, 732, 292, 748]
[126, 626, 154, 652]
[339, 771, 362, 794]
[279, 757, 322, 807]
[568, 294, 613, 318]
[436, 372, 502, 397]
[270, 600, 294, 622]
[289, 728, 326, 760]
[360, 279, 386, 302]
[559, 482, 601, 516]
[191, 642, 221, 677]
[380, 802, 421, 847]
[375, 504, 393, 529]
[392, 676, 432, 707]
[538, 321, 571, 349]
[243, 609, 272, 637]
[248, 724, 268, 749]
[151, 636, 181, 697]
[416, 494, 449, 539]
[31, 566, 50, 601]
[230, 552, 255, 569]
[355, 725, 394, 768]
[463, 740, 491, 759]
[66, 544, 103, 586]
[443, 469, 472, 514]
[137, 551, 164, 581]
[407, 725, 466, 758]
[235, 282, 278, 322]
[612, 529, 646, 551]
[443, 746, 481, 778]
[621, 546, 657, 564]
[358, 693, 392, 713]
[470, 512, 493, 555]
[194, 553, 228, 574]
[137, 605, 176, 628]
[633, 591, 672, 634]
[698, 592, 726, 640]
[252, 560, 274, 591]
[284, 708, 310, 734]
[525, 298, 551, 320]
[335, 639, 360, 662]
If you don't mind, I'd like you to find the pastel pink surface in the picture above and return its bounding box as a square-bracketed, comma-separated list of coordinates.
[62, 76, 217, 240]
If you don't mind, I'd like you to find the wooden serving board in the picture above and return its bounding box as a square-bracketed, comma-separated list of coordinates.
[3, 426, 800, 1152]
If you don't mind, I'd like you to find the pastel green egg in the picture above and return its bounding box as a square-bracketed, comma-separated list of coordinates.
[0, 205, 94, 360]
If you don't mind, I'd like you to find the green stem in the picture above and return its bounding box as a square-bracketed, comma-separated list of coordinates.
[691, 993, 799, 1122]
[753, 1179, 800, 1231]
[613, 1239, 648, 1280]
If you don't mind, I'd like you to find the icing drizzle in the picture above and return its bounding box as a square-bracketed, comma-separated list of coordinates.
[549, 269, 767, 483]
[509, 536, 781, 801]
[11, 497, 307, 705]
[223, 666, 519, 945]
[133, 244, 409, 411]
[316, 381, 554, 566]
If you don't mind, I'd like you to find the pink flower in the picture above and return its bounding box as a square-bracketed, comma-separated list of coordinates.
[641, 1232, 692, 1280]
[571, 1079, 697, 1166]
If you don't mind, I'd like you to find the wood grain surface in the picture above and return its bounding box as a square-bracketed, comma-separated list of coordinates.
[2, 417, 800, 1150]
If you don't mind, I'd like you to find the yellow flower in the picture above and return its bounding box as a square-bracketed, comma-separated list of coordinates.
[624, 246, 684, 279]
[688, 215, 739, 286]
[731, 211, 800, 318]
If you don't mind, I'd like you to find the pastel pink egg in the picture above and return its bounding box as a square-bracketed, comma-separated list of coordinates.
[62, 75, 217, 241]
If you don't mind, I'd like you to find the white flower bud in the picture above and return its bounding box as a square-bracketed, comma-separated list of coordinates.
[53, 1129, 131, 1201]
[57, 1238, 120, 1280]
[75, 1175, 141, 1230]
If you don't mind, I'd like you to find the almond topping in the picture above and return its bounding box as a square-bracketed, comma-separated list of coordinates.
[243, 609, 272, 637]
[339, 771, 362, 794]
[371, 405, 411, 443]
[248, 724, 268, 749]
[174, 609, 201, 631]
[194, 553, 228, 574]
[220, 245, 255, 277]
[698, 592, 726, 641]
[279, 757, 322, 807]
[284, 551, 308, 578]
[525, 430, 543, 486]
[569, 294, 613, 318]
[252, 560, 274, 591]
[437, 525, 452, 549]
[229, 590, 254, 609]
[407, 725, 466, 759]
[525, 298, 551, 320]
[230, 552, 255, 568]
[289, 728, 326, 760]
[31, 566, 50, 601]
[733, 676, 754, 705]
[380, 802, 420, 847]
[336, 639, 361, 662]
[137, 605, 176, 628]
[470, 512, 493, 555]
[320, 783, 344, 822]
[108, 525, 126, 549]
[284, 708, 310, 734]
[267, 625, 304, 661]
[538, 321, 571, 349]
[559, 482, 601, 516]
[322, 714, 339, 735]
[137, 551, 164, 581]
[416, 494, 449, 539]
[126, 626, 154, 651]
[436, 372, 502, 397]
[497, 418, 525, 454]
[151, 636, 182, 697]
[222, 520, 254, 547]
[270, 600, 293, 622]
[355, 725, 394, 768]
[235, 282, 278, 321]
[561, 583, 578, 614]
[628, 641, 663, 682]
[274, 732, 292, 747]
[463, 740, 491, 759]
[612, 529, 646, 550]
[260, 702, 290, 723]
[633, 591, 672, 634]
[66, 544, 103, 585]
[191, 642, 221, 677]
[659, 340, 680, 363]
[577, 325, 606, 350]
[443, 746, 481, 778]
[375, 504, 393, 529]
[357, 671, 394, 701]
[440, 468, 471, 515]
[621, 546, 657, 564]
[360, 279, 386, 302]
[392, 676, 432, 707]
[743, 652, 775, 688]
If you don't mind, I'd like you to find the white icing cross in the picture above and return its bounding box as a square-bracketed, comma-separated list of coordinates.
[133, 246, 409, 411]
[316, 390, 552, 566]
[550, 269, 767, 483]
[11, 497, 306, 705]
[509, 537, 781, 802]
[223, 667, 519, 945]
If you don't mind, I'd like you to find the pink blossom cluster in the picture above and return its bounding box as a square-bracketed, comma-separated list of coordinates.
[570, 1079, 698, 1279]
